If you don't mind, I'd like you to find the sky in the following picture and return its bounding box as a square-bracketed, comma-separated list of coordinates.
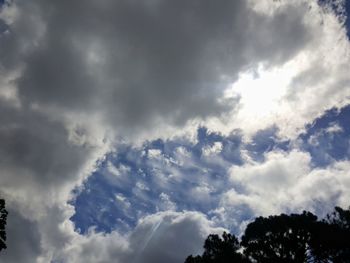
[0, 0, 349, 262]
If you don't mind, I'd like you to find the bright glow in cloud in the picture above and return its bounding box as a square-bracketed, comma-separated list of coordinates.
[228, 66, 295, 118]
[222, 63, 300, 139]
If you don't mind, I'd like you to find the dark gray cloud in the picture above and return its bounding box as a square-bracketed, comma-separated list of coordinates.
[0, 208, 42, 263]
[0, 104, 102, 261]
[0, 104, 97, 192]
[4, 0, 311, 132]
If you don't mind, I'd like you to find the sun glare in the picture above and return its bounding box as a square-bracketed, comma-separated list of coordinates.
[227, 65, 297, 119]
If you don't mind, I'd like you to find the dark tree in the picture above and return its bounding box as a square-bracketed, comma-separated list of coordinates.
[185, 255, 205, 263]
[310, 206, 350, 262]
[241, 211, 318, 263]
[0, 199, 8, 252]
[326, 206, 350, 230]
[185, 232, 249, 263]
[185, 206, 350, 263]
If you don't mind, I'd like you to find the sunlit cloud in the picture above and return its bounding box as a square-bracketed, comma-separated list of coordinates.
[0, 0, 349, 262]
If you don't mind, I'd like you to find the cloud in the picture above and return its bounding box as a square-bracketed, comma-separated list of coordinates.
[230, 150, 311, 196]
[1, 0, 318, 140]
[225, 150, 350, 226]
[0, 0, 349, 261]
[0, 208, 42, 263]
[60, 211, 225, 263]
[0, 104, 108, 211]
[0, 86, 109, 262]
[205, 0, 350, 138]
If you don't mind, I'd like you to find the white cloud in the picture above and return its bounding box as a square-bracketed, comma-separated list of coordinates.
[202, 142, 223, 156]
[223, 150, 350, 229]
[325, 122, 344, 134]
[58, 211, 226, 263]
[147, 149, 162, 159]
[204, 1, 350, 139]
[158, 193, 177, 212]
[0, 0, 349, 261]
[230, 150, 311, 195]
[115, 194, 131, 210]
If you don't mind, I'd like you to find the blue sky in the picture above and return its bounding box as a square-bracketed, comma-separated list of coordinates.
[70, 104, 350, 235]
[0, 0, 350, 262]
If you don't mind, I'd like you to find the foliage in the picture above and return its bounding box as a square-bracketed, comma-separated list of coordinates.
[241, 211, 317, 263]
[185, 232, 249, 263]
[311, 206, 350, 262]
[185, 206, 350, 263]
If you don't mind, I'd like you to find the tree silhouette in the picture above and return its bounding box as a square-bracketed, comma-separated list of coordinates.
[310, 206, 350, 262]
[185, 232, 249, 263]
[241, 211, 318, 262]
[184, 206, 350, 263]
[0, 199, 8, 252]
